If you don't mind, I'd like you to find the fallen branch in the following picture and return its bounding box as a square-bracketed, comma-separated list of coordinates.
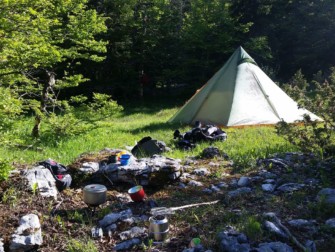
[15, 144, 43, 152]
[151, 200, 220, 216]
[51, 198, 63, 217]
[264, 212, 306, 251]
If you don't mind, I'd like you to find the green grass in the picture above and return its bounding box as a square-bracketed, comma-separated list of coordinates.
[0, 102, 298, 169]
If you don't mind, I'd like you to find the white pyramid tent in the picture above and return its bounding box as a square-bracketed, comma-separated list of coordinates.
[169, 46, 322, 127]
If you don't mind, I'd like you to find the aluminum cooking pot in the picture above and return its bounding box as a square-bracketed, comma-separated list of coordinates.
[83, 184, 107, 207]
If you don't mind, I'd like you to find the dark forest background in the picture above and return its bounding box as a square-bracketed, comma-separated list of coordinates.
[77, 0, 335, 102]
[2, 0, 335, 104]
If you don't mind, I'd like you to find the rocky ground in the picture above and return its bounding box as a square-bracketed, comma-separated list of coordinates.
[0, 148, 335, 252]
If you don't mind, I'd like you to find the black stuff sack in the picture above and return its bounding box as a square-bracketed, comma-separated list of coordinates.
[38, 158, 72, 192]
[131, 136, 168, 157]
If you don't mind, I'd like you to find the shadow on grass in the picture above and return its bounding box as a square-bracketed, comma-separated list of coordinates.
[120, 98, 184, 116]
[127, 121, 182, 135]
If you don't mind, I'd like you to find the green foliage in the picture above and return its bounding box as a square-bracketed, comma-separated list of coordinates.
[0, 158, 13, 181]
[67, 238, 98, 252]
[68, 211, 85, 224]
[2, 187, 18, 207]
[46, 113, 92, 137]
[0, 0, 107, 136]
[31, 182, 39, 196]
[277, 69, 335, 157]
[86, 93, 123, 120]
[243, 216, 263, 241]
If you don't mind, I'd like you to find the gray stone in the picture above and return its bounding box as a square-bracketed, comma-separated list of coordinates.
[79, 162, 100, 173]
[263, 221, 288, 240]
[203, 188, 213, 194]
[179, 182, 187, 189]
[202, 146, 222, 159]
[236, 233, 248, 244]
[210, 184, 221, 192]
[259, 170, 277, 179]
[119, 227, 147, 240]
[276, 183, 305, 193]
[216, 182, 228, 188]
[25, 166, 58, 198]
[317, 188, 335, 204]
[257, 158, 289, 169]
[264, 179, 276, 184]
[105, 223, 117, 233]
[91, 227, 103, 239]
[193, 168, 210, 176]
[208, 162, 220, 167]
[237, 176, 250, 187]
[287, 219, 317, 232]
[99, 209, 132, 228]
[262, 184, 275, 192]
[0, 238, 4, 252]
[305, 240, 317, 252]
[10, 214, 43, 251]
[227, 187, 252, 198]
[325, 218, 335, 228]
[229, 179, 238, 188]
[257, 242, 293, 252]
[217, 231, 250, 252]
[188, 180, 204, 187]
[113, 238, 141, 251]
[251, 176, 264, 183]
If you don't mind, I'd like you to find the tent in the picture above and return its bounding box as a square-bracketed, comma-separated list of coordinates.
[169, 46, 322, 127]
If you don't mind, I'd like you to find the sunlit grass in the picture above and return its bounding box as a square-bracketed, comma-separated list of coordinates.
[0, 103, 297, 169]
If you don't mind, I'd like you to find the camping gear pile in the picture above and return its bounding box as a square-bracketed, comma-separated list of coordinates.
[173, 121, 227, 150]
[38, 159, 72, 191]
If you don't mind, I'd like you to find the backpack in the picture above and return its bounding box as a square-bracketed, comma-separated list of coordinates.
[131, 136, 168, 157]
[38, 159, 72, 192]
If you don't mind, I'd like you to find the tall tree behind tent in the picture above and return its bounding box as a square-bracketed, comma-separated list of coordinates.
[168, 47, 322, 127]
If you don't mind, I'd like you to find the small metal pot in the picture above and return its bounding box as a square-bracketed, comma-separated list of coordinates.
[83, 184, 107, 207]
[149, 215, 169, 241]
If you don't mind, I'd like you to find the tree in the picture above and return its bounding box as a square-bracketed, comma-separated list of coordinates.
[179, 0, 253, 86]
[0, 0, 107, 137]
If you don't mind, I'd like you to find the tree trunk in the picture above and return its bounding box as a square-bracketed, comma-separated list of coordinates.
[31, 71, 55, 137]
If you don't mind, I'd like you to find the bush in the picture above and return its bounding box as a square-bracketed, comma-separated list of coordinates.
[0, 158, 13, 181]
[86, 93, 123, 120]
[277, 68, 335, 158]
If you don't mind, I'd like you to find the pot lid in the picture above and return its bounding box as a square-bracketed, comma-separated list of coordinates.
[84, 184, 107, 193]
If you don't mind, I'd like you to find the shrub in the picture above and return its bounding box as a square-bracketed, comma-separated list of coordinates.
[277, 68, 335, 158]
[0, 158, 13, 181]
[243, 216, 263, 241]
[86, 93, 123, 120]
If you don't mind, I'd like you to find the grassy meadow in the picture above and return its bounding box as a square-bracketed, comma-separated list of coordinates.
[3, 101, 335, 252]
[2, 101, 298, 169]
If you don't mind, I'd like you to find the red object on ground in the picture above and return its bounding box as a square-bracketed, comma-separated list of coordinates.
[128, 185, 145, 202]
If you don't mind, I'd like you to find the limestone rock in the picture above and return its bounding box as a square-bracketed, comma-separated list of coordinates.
[25, 166, 58, 198]
[10, 214, 43, 252]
